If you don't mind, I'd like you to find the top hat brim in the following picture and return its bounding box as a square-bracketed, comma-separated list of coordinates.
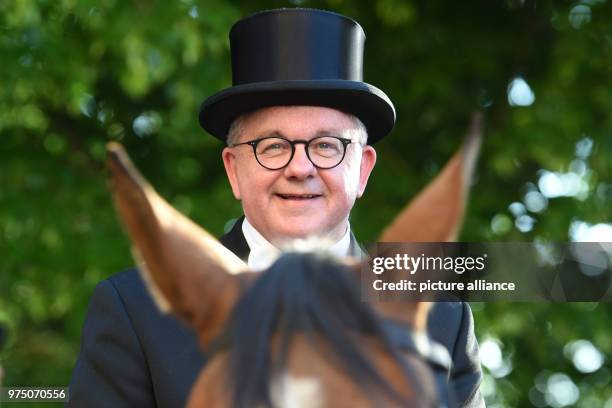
[199, 80, 395, 145]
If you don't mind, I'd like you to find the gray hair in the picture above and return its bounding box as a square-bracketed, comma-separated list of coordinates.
[226, 110, 368, 146]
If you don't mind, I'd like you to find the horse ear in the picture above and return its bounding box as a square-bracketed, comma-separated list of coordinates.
[106, 142, 250, 347]
[379, 113, 483, 242]
[370, 114, 482, 330]
[344, 260, 432, 332]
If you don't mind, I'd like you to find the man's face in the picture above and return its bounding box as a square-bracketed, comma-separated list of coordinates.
[222, 106, 376, 246]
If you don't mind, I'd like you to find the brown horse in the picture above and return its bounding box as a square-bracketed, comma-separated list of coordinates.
[105, 114, 481, 407]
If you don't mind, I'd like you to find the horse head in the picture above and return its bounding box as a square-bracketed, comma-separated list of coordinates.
[105, 114, 482, 407]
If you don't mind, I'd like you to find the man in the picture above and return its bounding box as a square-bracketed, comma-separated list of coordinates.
[69, 8, 483, 407]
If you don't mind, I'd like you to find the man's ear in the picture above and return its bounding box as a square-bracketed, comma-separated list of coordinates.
[357, 145, 377, 198]
[222, 147, 242, 200]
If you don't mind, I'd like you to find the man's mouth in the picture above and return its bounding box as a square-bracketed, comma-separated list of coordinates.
[275, 193, 322, 200]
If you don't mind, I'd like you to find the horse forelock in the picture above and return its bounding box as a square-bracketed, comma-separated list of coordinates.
[225, 252, 430, 408]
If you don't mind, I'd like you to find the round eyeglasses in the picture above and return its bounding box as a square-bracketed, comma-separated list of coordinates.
[230, 136, 354, 170]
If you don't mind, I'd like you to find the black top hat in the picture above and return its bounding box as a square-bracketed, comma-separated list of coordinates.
[198, 8, 395, 145]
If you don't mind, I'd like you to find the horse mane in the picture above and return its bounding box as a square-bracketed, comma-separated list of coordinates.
[226, 252, 421, 408]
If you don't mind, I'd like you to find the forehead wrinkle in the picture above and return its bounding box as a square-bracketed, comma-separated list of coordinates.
[255, 129, 351, 141]
[255, 130, 284, 139]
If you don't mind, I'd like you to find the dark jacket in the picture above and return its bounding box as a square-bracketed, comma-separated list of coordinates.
[69, 219, 484, 407]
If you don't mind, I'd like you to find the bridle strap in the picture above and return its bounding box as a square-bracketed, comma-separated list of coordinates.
[205, 327, 232, 358]
[381, 319, 453, 375]
[382, 319, 455, 407]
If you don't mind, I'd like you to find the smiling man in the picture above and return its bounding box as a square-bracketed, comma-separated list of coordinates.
[70, 8, 483, 408]
[216, 105, 375, 272]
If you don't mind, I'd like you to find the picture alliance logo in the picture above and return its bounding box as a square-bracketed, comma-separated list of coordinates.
[371, 253, 488, 275]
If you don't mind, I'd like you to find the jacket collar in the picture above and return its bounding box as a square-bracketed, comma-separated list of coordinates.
[218, 216, 365, 262]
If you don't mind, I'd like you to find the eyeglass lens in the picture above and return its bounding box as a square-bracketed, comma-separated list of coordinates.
[255, 137, 346, 169]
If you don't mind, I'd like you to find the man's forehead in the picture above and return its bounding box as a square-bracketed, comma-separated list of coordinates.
[238, 105, 357, 138]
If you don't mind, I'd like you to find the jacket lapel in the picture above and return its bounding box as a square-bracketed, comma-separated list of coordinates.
[218, 217, 250, 261]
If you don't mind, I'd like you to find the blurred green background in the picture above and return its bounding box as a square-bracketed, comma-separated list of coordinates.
[0, 0, 610, 407]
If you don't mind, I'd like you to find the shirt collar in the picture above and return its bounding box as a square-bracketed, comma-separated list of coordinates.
[241, 217, 352, 271]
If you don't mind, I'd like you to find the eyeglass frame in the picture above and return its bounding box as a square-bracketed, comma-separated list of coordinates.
[229, 135, 356, 170]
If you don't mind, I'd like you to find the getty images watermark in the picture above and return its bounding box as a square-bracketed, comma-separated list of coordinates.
[361, 243, 612, 302]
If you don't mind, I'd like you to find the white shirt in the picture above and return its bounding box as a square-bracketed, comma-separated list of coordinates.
[241, 217, 352, 271]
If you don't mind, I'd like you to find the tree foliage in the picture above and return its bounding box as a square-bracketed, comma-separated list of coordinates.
[0, 1, 610, 406]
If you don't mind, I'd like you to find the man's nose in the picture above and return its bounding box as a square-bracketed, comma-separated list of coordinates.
[283, 144, 317, 179]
